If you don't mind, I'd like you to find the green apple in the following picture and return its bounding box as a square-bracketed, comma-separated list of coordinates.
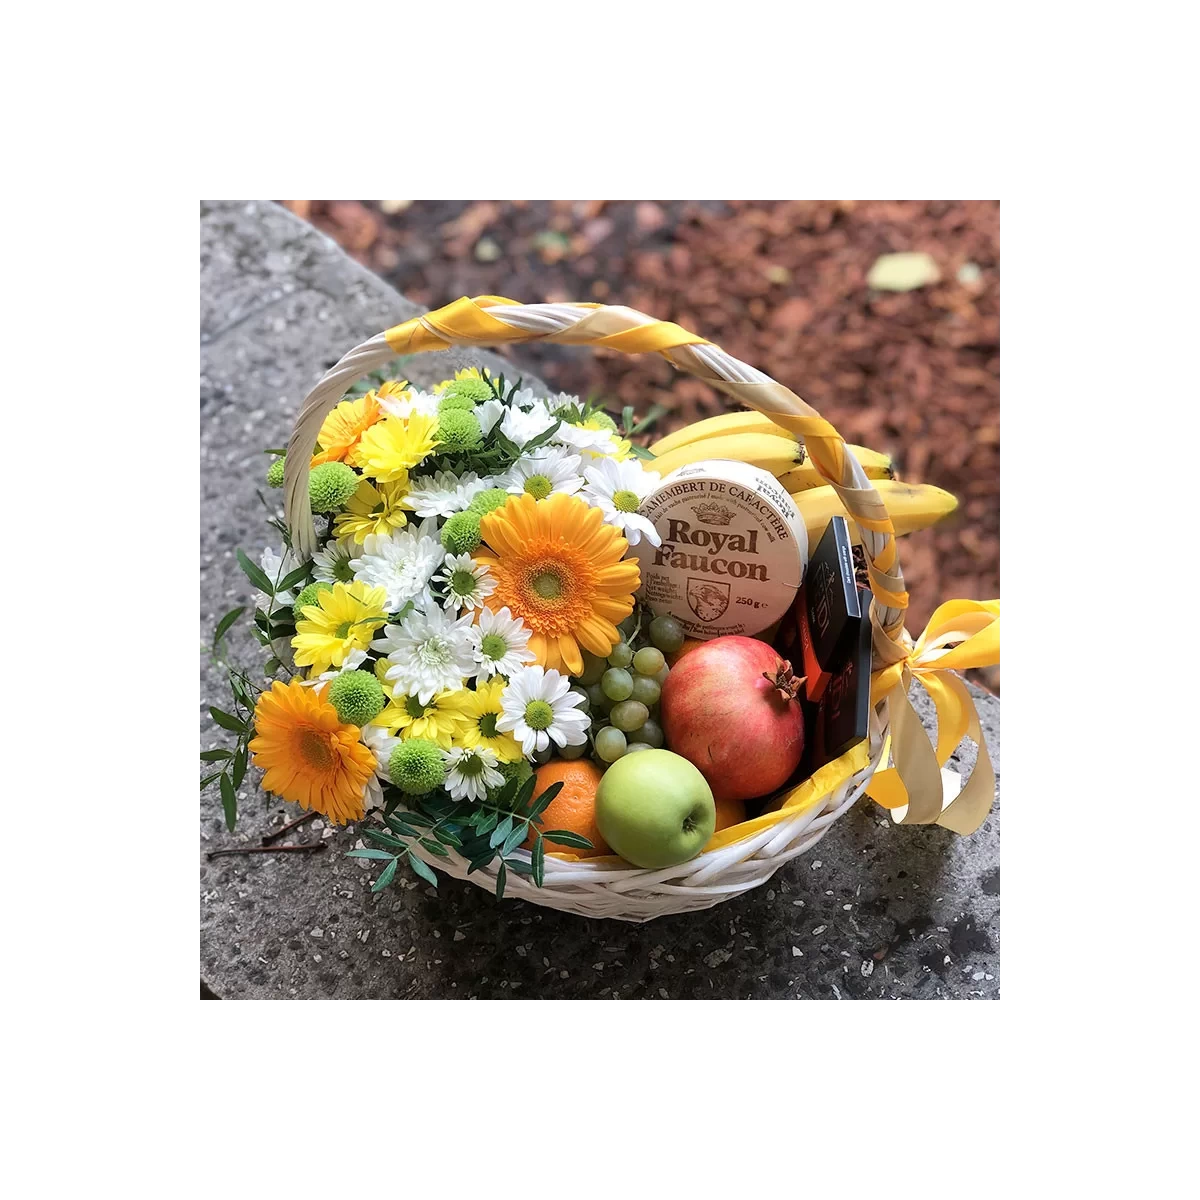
[595, 749, 716, 869]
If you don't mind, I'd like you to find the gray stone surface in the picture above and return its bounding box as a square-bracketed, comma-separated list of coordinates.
[200, 200, 1000, 1000]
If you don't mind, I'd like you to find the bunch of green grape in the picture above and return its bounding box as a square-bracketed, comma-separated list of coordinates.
[561, 608, 686, 767]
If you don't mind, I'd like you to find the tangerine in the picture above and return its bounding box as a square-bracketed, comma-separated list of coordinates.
[523, 758, 610, 857]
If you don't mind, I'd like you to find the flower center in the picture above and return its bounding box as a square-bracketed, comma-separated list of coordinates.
[612, 489, 641, 513]
[418, 636, 452, 667]
[532, 570, 562, 600]
[298, 727, 334, 770]
[478, 711, 499, 737]
[524, 474, 553, 500]
[524, 700, 554, 730]
[333, 558, 355, 583]
[405, 695, 430, 718]
[451, 568, 477, 596]
[458, 754, 485, 778]
[480, 633, 508, 661]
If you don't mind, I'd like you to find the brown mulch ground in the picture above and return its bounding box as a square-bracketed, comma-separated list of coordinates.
[282, 200, 999, 691]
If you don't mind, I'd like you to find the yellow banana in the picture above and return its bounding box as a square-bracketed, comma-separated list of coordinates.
[647, 432, 804, 479]
[649, 410, 798, 455]
[776, 446, 894, 491]
[791, 480, 958, 548]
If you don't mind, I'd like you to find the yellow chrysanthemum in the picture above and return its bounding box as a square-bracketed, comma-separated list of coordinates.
[455, 677, 523, 763]
[349, 413, 440, 482]
[292, 580, 388, 675]
[476, 493, 639, 675]
[310, 392, 386, 467]
[249, 680, 375, 825]
[372, 663, 472, 748]
[333, 476, 410, 543]
[435, 367, 486, 394]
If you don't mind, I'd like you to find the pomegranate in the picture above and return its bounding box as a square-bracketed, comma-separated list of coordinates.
[660, 635, 805, 803]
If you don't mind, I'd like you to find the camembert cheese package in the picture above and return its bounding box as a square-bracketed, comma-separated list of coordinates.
[629, 459, 809, 640]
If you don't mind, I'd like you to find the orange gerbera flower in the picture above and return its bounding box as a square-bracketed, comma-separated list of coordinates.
[476, 493, 640, 675]
[309, 380, 407, 467]
[248, 680, 376, 825]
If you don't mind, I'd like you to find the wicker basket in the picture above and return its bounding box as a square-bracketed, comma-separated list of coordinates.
[282, 298, 988, 923]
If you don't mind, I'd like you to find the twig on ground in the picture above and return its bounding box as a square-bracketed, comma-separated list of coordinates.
[261, 809, 321, 845]
[207, 844, 326, 860]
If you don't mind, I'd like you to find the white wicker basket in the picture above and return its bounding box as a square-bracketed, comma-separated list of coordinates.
[283, 298, 917, 922]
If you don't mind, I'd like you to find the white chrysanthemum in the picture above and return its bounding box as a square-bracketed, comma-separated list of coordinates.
[436, 553, 495, 612]
[361, 723, 400, 809]
[468, 605, 537, 679]
[443, 744, 504, 803]
[300, 647, 369, 688]
[476, 398, 504, 437]
[497, 664, 590, 755]
[457, 473, 494, 507]
[553, 420, 622, 456]
[373, 606, 478, 704]
[256, 544, 302, 610]
[312, 538, 359, 585]
[350, 518, 444, 613]
[406, 470, 478, 518]
[582, 455, 662, 547]
[380, 388, 440, 420]
[501, 446, 584, 500]
[500, 397, 557, 447]
[508, 387, 539, 409]
[547, 391, 583, 415]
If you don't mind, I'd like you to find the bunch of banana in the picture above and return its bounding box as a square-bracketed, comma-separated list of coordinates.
[644, 410, 958, 542]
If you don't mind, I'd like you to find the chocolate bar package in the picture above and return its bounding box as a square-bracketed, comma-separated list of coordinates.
[808, 587, 873, 770]
[775, 515, 861, 703]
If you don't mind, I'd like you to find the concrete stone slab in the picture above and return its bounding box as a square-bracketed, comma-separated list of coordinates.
[200, 201, 1000, 999]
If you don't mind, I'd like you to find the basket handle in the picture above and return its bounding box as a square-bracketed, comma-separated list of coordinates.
[283, 296, 910, 660]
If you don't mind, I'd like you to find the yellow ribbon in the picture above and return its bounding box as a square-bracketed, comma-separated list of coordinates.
[865, 599, 999, 835]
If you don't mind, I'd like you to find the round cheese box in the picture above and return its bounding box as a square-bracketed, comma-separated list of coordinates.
[628, 458, 809, 640]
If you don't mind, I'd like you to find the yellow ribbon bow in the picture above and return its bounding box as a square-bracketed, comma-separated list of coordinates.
[865, 599, 1000, 835]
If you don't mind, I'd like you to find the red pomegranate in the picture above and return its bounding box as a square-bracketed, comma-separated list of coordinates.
[660, 635, 805, 803]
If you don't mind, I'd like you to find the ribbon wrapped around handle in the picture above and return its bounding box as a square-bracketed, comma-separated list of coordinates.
[865, 599, 1000, 834]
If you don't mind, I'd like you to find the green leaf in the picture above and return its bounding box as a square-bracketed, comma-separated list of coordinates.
[505, 857, 533, 876]
[219, 775, 237, 832]
[236, 548, 275, 595]
[208, 706, 248, 734]
[542, 829, 594, 850]
[362, 828, 407, 851]
[489, 814, 514, 850]
[263, 447, 287, 456]
[631, 405, 666, 435]
[528, 781, 563, 819]
[514, 775, 537, 815]
[626, 443, 656, 461]
[231, 744, 248, 789]
[622, 404, 635, 433]
[419, 837, 450, 858]
[396, 811, 434, 828]
[476, 810, 500, 836]
[432, 826, 462, 849]
[407, 851, 439, 888]
[494, 860, 507, 901]
[346, 848, 396, 861]
[200, 748, 233, 762]
[384, 815, 419, 838]
[490, 778, 520, 812]
[200, 771, 224, 790]
[371, 858, 398, 892]
[466, 854, 494, 874]
[500, 821, 528, 857]
[212, 606, 246, 650]
[531, 836, 545, 887]
[264, 657, 282, 676]
[519, 420, 562, 454]
[277, 563, 312, 593]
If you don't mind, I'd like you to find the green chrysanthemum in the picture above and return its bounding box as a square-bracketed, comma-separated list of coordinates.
[309, 462, 360, 512]
[292, 581, 332, 621]
[587, 411, 619, 433]
[438, 393, 476, 414]
[327, 670, 385, 727]
[468, 487, 510, 516]
[495, 757, 533, 793]
[442, 378, 494, 404]
[435, 410, 482, 453]
[388, 738, 446, 795]
[441, 510, 482, 554]
[266, 456, 286, 488]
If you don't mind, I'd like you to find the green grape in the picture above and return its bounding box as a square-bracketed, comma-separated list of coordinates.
[601, 668, 634, 702]
[632, 646, 665, 676]
[648, 614, 685, 653]
[629, 718, 664, 749]
[630, 674, 661, 707]
[652, 664, 670, 687]
[610, 700, 649, 733]
[569, 686, 591, 714]
[595, 726, 628, 763]
[607, 641, 634, 669]
[577, 650, 607, 686]
[618, 614, 639, 638]
[624, 741, 652, 754]
[558, 740, 588, 761]
[584, 683, 608, 711]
